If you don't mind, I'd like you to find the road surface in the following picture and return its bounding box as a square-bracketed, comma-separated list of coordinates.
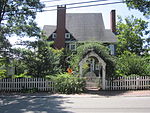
[0, 95, 150, 113]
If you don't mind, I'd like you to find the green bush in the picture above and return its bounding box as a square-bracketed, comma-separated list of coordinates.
[52, 73, 86, 94]
[12, 72, 32, 78]
[115, 51, 150, 76]
[0, 69, 6, 79]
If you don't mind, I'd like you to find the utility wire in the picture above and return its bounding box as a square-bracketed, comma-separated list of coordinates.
[3, 0, 108, 11]
[2, 1, 124, 16]
[43, 1, 123, 12]
[67, 1, 123, 10]
[44, 0, 107, 8]
[42, 0, 68, 3]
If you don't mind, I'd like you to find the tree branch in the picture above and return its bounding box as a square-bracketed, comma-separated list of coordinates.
[0, 0, 7, 25]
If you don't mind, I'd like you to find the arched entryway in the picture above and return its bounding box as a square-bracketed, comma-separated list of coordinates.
[79, 51, 106, 90]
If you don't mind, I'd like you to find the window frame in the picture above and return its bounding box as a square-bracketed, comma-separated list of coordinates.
[52, 33, 56, 39]
[69, 43, 76, 51]
[65, 33, 71, 39]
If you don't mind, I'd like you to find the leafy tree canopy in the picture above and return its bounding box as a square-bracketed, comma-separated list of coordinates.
[13, 40, 63, 77]
[0, 0, 45, 57]
[0, 0, 44, 36]
[116, 15, 150, 55]
[124, 0, 150, 17]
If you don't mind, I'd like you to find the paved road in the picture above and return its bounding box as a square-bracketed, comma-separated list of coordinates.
[0, 95, 150, 113]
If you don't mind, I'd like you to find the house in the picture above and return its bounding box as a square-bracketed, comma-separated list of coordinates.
[43, 5, 117, 90]
[43, 5, 117, 54]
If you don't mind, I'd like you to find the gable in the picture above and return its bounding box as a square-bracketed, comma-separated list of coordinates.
[43, 13, 117, 43]
[43, 25, 56, 37]
[46, 29, 77, 41]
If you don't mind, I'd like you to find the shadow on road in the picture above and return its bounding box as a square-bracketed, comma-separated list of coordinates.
[0, 94, 73, 113]
[85, 89, 129, 96]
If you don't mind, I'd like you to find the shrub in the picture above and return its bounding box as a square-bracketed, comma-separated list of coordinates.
[115, 51, 150, 76]
[52, 73, 86, 94]
[0, 69, 6, 79]
[12, 72, 32, 78]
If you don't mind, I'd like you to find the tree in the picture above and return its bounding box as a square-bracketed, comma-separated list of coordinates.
[116, 15, 150, 55]
[124, 0, 150, 17]
[0, 0, 45, 57]
[143, 36, 150, 55]
[13, 40, 63, 77]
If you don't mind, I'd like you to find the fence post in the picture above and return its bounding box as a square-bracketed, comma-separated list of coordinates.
[136, 77, 139, 89]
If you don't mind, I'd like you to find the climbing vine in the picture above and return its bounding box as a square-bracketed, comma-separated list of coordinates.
[69, 42, 116, 77]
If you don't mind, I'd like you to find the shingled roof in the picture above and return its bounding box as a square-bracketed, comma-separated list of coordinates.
[43, 13, 117, 43]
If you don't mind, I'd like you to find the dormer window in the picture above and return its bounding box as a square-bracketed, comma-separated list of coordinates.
[65, 33, 70, 39]
[52, 33, 56, 39]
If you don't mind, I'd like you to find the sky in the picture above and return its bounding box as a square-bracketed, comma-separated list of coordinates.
[35, 0, 147, 29]
[9, 0, 149, 46]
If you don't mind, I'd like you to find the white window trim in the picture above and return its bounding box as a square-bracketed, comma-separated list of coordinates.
[109, 44, 115, 55]
[52, 33, 56, 39]
[65, 33, 70, 39]
[69, 43, 76, 51]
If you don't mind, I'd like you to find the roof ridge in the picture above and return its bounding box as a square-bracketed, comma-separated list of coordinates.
[66, 13, 102, 14]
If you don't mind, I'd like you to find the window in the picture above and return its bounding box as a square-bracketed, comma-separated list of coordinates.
[65, 33, 70, 39]
[69, 43, 76, 50]
[95, 64, 100, 70]
[109, 44, 115, 55]
[52, 33, 56, 39]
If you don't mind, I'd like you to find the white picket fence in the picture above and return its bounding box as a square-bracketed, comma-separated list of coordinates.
[105, 76, 150, 90]
[0, 78, 55, 92]
[1, 76, 150, 92]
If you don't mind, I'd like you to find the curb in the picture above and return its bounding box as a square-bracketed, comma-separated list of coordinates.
[1, 94, 150, 98]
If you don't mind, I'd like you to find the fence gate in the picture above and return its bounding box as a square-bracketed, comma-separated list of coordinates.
[85, 77, 101, 89]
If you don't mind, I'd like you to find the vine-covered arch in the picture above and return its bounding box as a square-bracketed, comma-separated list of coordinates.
[79, 51, 106, 89]
[69, 42, 115, 78]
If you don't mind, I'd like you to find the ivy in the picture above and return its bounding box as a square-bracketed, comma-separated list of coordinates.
[69, 42, 116, 77]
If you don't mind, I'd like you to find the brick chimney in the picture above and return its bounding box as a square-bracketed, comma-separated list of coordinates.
[110, 10, 117, 55]
[110, 10, 116, 34]
[54, 5, 66, 49]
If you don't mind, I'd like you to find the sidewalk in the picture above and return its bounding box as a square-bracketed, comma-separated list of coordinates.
[0, 90, 150, 98]
[83, 89, 150, 97]
[52, 90, 150, 98]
